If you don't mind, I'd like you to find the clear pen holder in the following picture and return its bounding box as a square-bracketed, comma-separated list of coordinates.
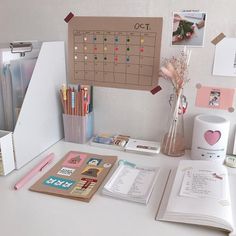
[62, 112, 94, 144]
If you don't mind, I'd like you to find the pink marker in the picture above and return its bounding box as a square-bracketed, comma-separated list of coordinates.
[14, 153, 55, 190]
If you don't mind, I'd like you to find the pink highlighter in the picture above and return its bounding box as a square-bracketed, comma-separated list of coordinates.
[14, 153, 55, 190]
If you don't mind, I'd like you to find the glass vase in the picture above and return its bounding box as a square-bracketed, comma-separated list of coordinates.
[161, 89, 185, 157]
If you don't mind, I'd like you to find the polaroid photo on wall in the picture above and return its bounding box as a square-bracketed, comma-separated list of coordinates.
[171, 11, 207, 47]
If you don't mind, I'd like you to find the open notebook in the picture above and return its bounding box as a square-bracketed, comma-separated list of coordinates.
[156, 160, 235, 233]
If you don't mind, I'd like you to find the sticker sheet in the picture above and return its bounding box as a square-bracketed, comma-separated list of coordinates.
[68, 16, 163, 90]
[30, 151, 117, 202]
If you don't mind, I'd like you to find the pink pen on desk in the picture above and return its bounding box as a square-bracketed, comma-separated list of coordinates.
[14, 153, 55, 190]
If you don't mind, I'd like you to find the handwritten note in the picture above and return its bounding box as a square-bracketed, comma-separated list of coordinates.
[180, 169, 226, 199]
[104, 165, 157, 196]
[106, 165, 140, 194]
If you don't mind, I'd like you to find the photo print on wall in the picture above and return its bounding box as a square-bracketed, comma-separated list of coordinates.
[171, 11, 207, 47]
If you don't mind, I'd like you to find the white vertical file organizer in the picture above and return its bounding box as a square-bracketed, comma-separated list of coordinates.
[0, 41, 66, 175]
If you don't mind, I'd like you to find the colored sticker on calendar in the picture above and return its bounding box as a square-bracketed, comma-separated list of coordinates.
[57, 167, 75, 176]
[71, 178, 97, 196]
[81, 166, 103, 178]
[87, 158, 102, 166]
[43, 176, 75, 190]
[62, 152, 87, 168]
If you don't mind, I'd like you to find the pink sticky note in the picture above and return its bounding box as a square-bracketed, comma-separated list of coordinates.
[63, 151, 87, 168]
[195, 85, 235, 111]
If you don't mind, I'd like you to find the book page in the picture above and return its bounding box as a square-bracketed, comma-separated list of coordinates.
[165, 161, 233, 230]
[180, 169, 226, 199]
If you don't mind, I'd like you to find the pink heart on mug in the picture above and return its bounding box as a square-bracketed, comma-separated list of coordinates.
[204, 130, 221, 146]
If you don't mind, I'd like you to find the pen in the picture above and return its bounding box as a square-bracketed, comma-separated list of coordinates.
[14, 153, 55, 190]
[71, 87, 75, 115]
[83, 87, 88, 115]
[62, 84, 67, 114]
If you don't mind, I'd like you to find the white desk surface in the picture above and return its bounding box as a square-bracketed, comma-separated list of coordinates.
[0, 140, 236, 236]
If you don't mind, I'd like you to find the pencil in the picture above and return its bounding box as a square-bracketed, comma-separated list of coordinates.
[62, 84, 67, 114]
[59, 90, 65, 113]
[66, 88, 70, 115]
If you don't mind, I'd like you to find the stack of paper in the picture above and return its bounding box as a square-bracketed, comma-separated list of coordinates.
[102, 161, 159, 204]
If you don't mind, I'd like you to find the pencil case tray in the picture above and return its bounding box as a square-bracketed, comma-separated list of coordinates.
[0, 130, 15, 176]
[63, 112, 94, 144]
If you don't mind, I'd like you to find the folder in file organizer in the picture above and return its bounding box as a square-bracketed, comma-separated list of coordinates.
[0, 41, 66, 175]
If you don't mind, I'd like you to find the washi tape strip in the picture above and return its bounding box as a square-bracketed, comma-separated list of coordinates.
[225, 155, 236, 168]
[64, 12, 74, 23]
[211, 33, 226, 45]
[150, 85, 162, 95]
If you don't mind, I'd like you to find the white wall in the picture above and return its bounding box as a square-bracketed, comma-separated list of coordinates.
[1, 0, 236, 152]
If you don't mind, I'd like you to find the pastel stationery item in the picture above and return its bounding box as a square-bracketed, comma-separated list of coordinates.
[14, 153, 55, 190]
[62, 111, 94, 144]
[62, 151, 87, 168]
[124, 138, 160, 155]
[81, 166, 103, 177]
[30, 151, 117, 202]
[102, 160, 160, 204]
[225, 155, 236, 168]
[195, 85, 235, 111]
[87, 158, 102, 166]
[71, 178, 97, 196]
[43, 176, 75, 190]
[156, 160, 234, 234]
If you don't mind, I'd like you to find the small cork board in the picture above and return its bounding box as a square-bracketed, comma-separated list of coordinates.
[68, 16, 163, 90]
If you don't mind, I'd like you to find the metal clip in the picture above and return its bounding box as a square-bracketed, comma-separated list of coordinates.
[9, 42, 33, 57]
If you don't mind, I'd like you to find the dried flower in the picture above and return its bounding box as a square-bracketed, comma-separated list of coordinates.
[173, 20, 194, 42]
[160, 48, 191, 95]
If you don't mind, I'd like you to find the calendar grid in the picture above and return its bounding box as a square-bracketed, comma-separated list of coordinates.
[73, 30, 156, 85]
[69, 17, 163, 89]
